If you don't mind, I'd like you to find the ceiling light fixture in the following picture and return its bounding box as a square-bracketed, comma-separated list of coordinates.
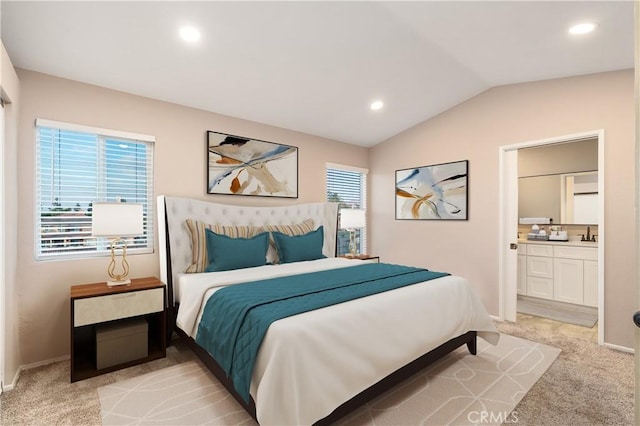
[370, 100, 384, 111]
[569, 22, 597, 35]
[180, 26, 201, 43]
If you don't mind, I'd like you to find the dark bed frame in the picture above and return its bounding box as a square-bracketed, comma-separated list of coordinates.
[178, 326, 476, 425]
[161, 204, 478, 425]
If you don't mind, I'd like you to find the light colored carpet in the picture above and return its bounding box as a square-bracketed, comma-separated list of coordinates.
[4, 318, 631, 426]
[98, 334, 560, 426]
[496, 317, 634, 425]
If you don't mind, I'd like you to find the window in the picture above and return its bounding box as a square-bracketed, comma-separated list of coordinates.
[35, 119, 154, 260]
[326, 163, 368, 256]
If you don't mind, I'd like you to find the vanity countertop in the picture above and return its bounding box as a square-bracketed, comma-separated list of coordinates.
[518, 238, 598, 248]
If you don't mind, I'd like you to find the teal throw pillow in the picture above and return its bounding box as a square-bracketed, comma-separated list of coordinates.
[272, 226, 326, 264]
[205, 229, 269, 272]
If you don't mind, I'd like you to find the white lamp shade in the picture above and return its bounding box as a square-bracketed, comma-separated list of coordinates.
[340, 208, 366, 229]
[92, 203, 144, 237]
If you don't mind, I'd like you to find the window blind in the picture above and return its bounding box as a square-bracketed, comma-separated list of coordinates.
[326, 165, 368, 255]
[35, 121, 154, 260]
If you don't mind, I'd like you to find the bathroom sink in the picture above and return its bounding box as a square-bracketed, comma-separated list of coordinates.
[548, 230, 569, 241]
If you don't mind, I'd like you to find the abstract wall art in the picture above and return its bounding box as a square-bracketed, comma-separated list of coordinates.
[395, 160, 468, 220]
[207, 131, 298, 198]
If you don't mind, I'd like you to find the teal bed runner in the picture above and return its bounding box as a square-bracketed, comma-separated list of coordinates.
[195, 262, 449, 403]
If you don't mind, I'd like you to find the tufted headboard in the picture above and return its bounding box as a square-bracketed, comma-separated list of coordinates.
[157, 196, 339, 304]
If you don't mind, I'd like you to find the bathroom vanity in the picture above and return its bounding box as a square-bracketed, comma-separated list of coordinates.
[517, 239, 598, 307]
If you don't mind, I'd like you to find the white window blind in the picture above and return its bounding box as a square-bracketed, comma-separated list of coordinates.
[35, 119, 154, 260]
[326, 164, 368, 256]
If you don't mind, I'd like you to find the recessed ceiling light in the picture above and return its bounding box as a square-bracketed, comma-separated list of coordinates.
[180, 26, 201, 43]
[569, 22, 597, 35]
[370, 100, 384, 111]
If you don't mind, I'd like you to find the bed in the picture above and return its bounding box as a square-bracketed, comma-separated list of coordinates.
[157, 195, 499, 425]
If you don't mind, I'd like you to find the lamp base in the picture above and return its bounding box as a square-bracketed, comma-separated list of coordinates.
[348, 229, 358, 257]
[107, 278, 131, 287]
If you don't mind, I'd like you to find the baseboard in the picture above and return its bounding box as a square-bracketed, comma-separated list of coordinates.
[490, 315, 504, 322]
[604, 342, 634, 354]
[2, 354, 70, 392]
[22, 354, 69, 370]
[2, 365, 22, 391]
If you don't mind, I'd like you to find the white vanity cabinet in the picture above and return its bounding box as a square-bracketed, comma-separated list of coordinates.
[553, 246, 598, 306]
[517, 255, 527, 295]
[517, 244, 527, 295]
[525, 244, 554, 300]
[518, 241, 598, 307]
[553, 257, 584, 304]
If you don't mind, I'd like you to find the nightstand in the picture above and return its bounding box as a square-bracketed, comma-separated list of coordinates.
[70, 277, 166, 382]
[340, 254, 380, 263]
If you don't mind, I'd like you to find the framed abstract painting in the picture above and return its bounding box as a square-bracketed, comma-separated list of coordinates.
[395, 160, 468, 220]
[207, 131, 298, 198]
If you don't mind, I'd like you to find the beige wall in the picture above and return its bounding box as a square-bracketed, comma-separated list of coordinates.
[1, 42, 21, 387]
[8, 66, 638, 366]
[15, 69, 368, 365]
[370, 70, 635, 348]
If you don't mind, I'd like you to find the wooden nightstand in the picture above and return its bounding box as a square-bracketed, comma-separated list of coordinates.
[340, 254, 380, 263]
[70, 277, 166, 382]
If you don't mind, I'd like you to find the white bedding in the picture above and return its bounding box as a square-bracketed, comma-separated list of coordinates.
[175, 258, 499, 425]
[176, 257, 367, 335]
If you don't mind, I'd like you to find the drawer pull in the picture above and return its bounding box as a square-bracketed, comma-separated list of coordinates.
[113, 293, 136, 299]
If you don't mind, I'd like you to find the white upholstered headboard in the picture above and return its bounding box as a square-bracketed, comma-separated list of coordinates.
[157, 196, 339, 301]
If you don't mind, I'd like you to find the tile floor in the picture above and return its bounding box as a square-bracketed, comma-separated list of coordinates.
[516, 312, 598, 342]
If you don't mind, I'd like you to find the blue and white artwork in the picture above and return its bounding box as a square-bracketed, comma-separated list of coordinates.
[207, 131, 298, 198]
[395, 160, 468, 220]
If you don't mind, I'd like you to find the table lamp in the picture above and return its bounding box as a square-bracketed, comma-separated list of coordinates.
[92, 202, 143, 286]
[340, 208, 366, 257]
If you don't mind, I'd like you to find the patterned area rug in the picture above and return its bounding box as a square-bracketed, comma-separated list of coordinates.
[98, 334, 560, 426]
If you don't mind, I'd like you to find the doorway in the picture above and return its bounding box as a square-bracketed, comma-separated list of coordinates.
[498, 130, 605, 346]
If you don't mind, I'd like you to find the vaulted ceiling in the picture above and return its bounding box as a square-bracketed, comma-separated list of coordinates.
[1, 1, 634, 147]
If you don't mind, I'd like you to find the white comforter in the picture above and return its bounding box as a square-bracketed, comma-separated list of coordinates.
[175, 258, 499, 425]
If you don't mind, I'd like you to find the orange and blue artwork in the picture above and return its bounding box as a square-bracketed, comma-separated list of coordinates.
[207, 131, 298, 198]
[395, 160, 468, 220]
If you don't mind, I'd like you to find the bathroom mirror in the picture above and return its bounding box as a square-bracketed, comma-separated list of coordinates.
[561, 171, 598, 224]
[518, 138, 598, 226]
[518, 171, 598, 225]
